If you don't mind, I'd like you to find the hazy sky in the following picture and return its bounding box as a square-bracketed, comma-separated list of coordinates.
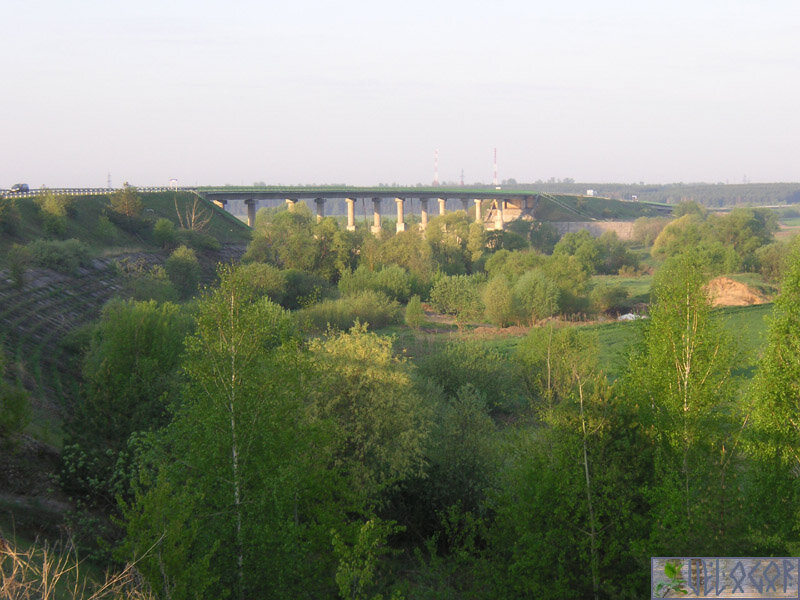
[2, 1, 800, 188]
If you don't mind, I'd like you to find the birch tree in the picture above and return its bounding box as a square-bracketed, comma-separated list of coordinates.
[122, 266, 342, 599]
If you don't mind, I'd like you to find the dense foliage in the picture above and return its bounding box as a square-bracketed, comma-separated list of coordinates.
[6, 195, 796, 598]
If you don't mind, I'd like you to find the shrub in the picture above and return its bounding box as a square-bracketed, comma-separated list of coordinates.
[152, 218, 177, 248]
[105, 209, 150, 235]
[339, 264, 412, 302]
[429, 274, 484, 316]
[175, 228, 221, 251]
[120, 263, 179, 303]
[165, 245, 201, 300]
[0, 198, 21, 235]
[27, 239, 91, 273]
[0, 384, 30, 440]
[513, 269, 559, 324]
[282, 268, 333, 310]
[415, 340, 527, 414]
[94, 215, 118, 243]
[231, 262, 288, 304]
[298, 290, 400, 333]
[7, 244, 30, 288]
[405, 295, 424, 329]
[482, 275, 516, 327]
[590, 283, 630, 314]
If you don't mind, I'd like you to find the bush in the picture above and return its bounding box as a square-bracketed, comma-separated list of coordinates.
[281, 268, 333, 310]
[482, 275, 516, 327]
[118, 262, 178, 303]
[0, 198, 21, 235]
[231, 262, 288, 304]
[339, 264, 413, 302]
[7, 244, 30, 288]
[298, 290, 400, 333]
[429, 274, 484, 316]
[513, 269, 559, 324]
[415, 340, 527, 414]
[175, 228, 221, 251]
[27, 239, 92, 273]
[0, 383, 30, 440]
[105, 209, 150, 235]
[165, 245, 201, 300]
[590, 283, 630, 314]
[152, 218, 177, 248]
[94, 215, 118, 244]
[405, 295, 424, 329]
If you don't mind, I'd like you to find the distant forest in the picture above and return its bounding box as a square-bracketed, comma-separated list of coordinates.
[502, 181, 800, 207]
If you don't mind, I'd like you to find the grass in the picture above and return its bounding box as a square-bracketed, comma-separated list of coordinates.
[389, 301, 774, 384]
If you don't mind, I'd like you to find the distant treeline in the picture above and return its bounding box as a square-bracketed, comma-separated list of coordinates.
[504, 181, 800, 207]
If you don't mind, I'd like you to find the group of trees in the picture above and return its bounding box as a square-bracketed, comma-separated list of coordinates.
[34, 195, 800, 598]
[53, 238, 800, 599]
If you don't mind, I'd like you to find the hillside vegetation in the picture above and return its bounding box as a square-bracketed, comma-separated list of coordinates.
[2, 191, 800, 599]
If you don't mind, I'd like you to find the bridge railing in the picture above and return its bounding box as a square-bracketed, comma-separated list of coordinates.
[0, 187, 194, 199]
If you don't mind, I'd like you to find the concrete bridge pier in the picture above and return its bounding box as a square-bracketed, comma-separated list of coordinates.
[438, 198, 446, 216]
[345, 198, 356, 231]
[315, 198, 325, 222]
[371, 198, 382, 236]
[245, 199, 256, 227]
[395, 198, 405, 233]
[419, 198, 429, 230]
[494, 199, 505, 231]
[474, 199, 482, 224]
[286, 198, 297, 212]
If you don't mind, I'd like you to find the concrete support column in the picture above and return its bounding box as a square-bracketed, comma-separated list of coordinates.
[285, 198, 296, 212]
[474, 199, 482, 224]
[371, 198, 382, 236]
[419, 198, 429, 230]
[395, 198, 405, 233]
[460, 198, 469, 212]
[345, 198, 356, 231]
[315, 198, 325, 222]
[438, 198, 446, 216]
[494, 199, 505, 231]
[245, 199, 256, 227]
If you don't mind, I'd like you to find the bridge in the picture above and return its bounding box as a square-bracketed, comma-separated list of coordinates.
[1, 185, 618, 233]
[0, 185, 554, 231]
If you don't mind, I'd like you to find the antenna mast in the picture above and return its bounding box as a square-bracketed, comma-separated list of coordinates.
[434, 149, 439, 186]
[493, 147, 498, 186]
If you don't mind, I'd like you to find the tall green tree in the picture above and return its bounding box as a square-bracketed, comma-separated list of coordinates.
[748, 238, 800, 552]
[623, 251, 743, 555]
[122, 266, 343, 599]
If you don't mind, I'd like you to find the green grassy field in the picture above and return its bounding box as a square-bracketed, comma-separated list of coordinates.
[423, 302, 774, 383]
